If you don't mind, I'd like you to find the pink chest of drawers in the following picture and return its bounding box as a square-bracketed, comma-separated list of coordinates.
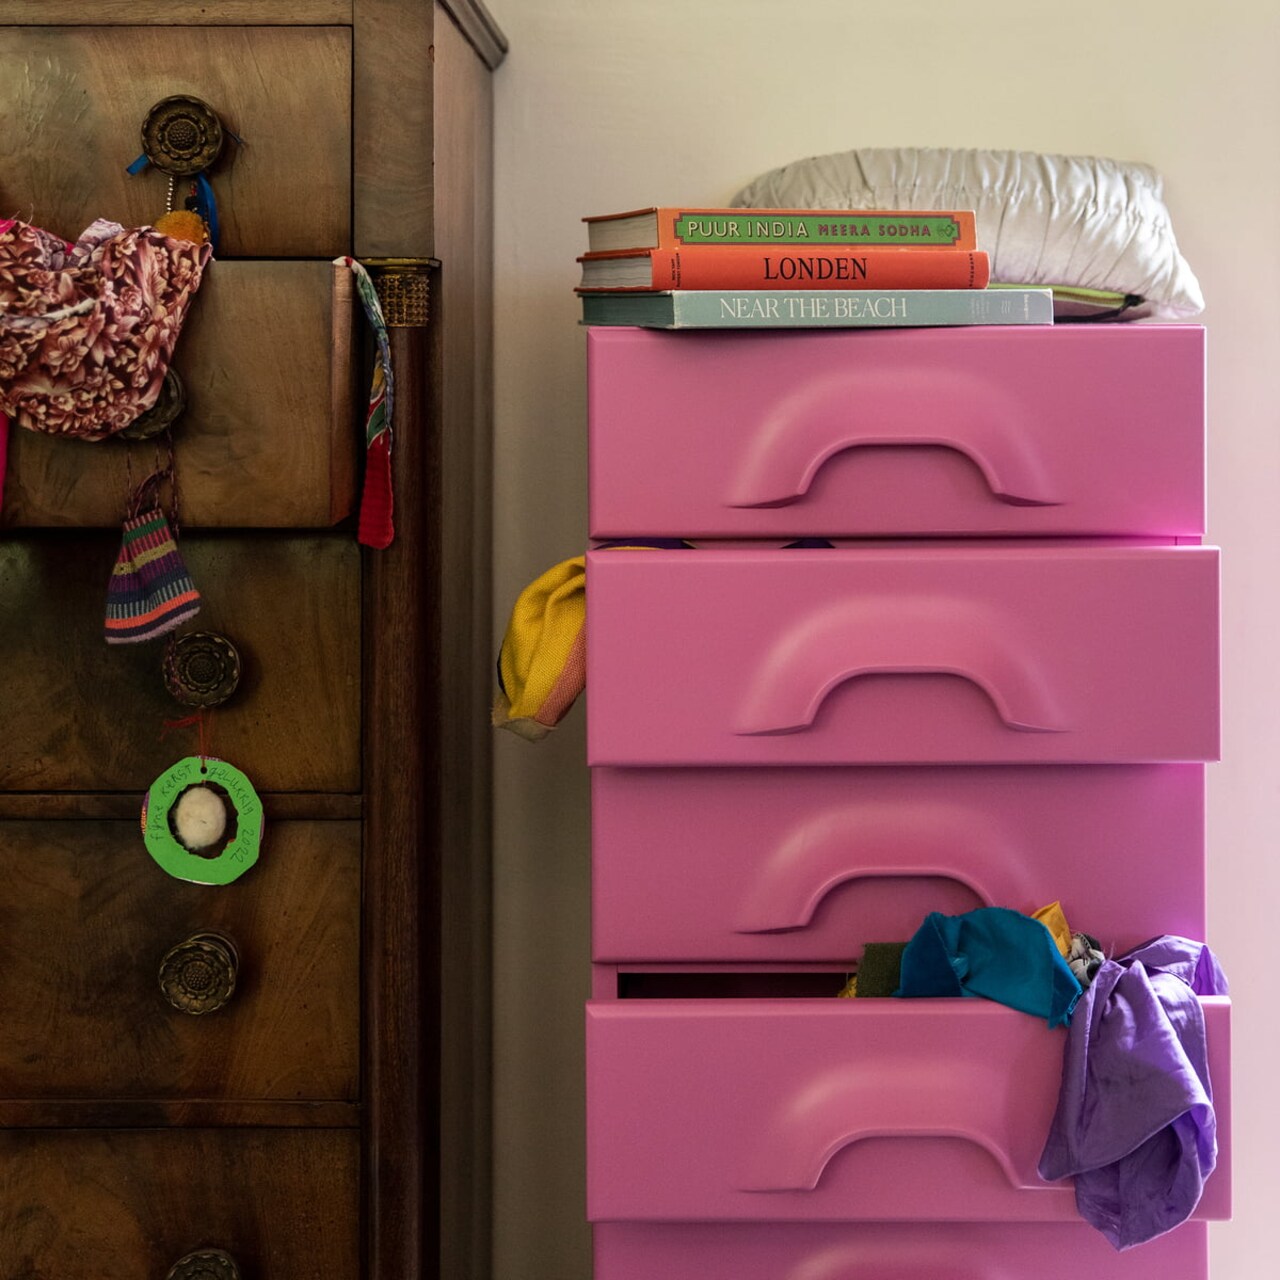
[583, 323, 1228, 1279]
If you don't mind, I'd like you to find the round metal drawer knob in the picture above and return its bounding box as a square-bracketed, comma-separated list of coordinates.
[166, 1249, 242, 1280]
[164, 632, 242, 708]
[120, 368, 186, 441]
[142, 95, 225, 176]
[159, 933, 239, 1015]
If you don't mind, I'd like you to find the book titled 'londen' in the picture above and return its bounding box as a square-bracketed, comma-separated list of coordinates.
[576, 246, 990, 292]
[578, 288, 1054, 329]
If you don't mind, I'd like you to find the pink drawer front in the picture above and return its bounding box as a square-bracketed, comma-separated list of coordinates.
[585, 998, 1232, 1223]
[595, 1221, 1208, 1280]
[587, 325, 1205, 539]
[592, 764, 1205, 963]
[585, 546, 1220, 766]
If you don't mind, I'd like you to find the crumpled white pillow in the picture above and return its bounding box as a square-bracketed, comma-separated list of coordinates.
[731, 147, 1204, 320]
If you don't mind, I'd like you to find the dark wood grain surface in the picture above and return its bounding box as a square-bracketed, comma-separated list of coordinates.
[363, 320, 435, 1280]
[1, 1, 352, 19]
[0, 1098, 358, 1128]
[0, 1128, 359, 1278]
[0, 5, 505, 1276]
[433, 12, 497, 1278]
[353, 0, 434, 257]
[0, 820, 359, 1101]
[0, 534, 361, 792]
[2, 262, 358, 529]
[0, 792, 363, 821]
[0, 24, 351, 257]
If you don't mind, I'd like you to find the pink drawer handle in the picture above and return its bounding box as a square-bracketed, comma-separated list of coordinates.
[738, 1065, 1044, 1194]
[735, 598, 1064, 736]
[733, 802, 1035, 934]
[724, 369, 1061, 509]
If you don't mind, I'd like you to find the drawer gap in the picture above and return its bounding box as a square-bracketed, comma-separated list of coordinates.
[617, 971, 849, 1000]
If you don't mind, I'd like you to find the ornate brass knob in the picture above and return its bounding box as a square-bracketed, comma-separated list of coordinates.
[163, 632, 242, 708]
[166, 1249, 242, 1280]
[159, 933, 239, 1015]
[142, 96, 225, 176]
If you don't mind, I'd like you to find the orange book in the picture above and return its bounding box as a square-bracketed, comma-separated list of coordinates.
[583, 206, 979, 253]
[576, 246, 990, 292]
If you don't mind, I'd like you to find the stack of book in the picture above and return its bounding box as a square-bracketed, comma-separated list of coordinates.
[575, 206, 1053, 329]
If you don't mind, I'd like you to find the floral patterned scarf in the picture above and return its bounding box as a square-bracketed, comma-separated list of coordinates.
[0, 217, 211, 442]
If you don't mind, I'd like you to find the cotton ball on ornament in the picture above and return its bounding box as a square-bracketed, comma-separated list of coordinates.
[173, 785, 228, 851]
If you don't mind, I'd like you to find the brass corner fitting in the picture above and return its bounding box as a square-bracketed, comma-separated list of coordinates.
[364, 257, 439, 328]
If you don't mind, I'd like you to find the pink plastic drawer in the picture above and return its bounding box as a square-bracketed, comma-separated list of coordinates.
[587, 326, 1205, 539]
[592, 764, 1205, 963]
[585, 545, 1220, 766]
[595, 1221, 1208, 1280]
[585, 998, 1232, 1223]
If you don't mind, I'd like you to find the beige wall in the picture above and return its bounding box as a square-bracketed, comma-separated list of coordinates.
[489, 3, 1280, 1276]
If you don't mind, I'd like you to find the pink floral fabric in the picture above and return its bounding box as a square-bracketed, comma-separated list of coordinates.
[0, 218, 211, 441]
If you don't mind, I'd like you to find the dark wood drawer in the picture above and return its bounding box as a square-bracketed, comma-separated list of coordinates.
[0, 1127, 358, 1278]
[0, 533, 361, 792]
[1, 261, 358, 529]
[0, 819, 358, 1102]
[0, 25, 351, 258]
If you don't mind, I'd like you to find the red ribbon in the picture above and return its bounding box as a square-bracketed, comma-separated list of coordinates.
[161, 708, 213, 760]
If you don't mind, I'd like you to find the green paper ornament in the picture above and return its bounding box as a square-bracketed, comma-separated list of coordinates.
[141, 756, 263, 885]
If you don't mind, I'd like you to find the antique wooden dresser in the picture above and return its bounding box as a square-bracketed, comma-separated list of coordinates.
[0, 3, 505, 1277]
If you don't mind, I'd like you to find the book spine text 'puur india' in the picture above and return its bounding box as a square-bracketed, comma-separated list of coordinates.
[582, 207, 979, 253]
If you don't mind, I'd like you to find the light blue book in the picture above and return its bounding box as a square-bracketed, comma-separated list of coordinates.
[580, 287, 1054, 329]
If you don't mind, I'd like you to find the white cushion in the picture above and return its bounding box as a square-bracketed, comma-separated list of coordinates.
[731, 147, 1204, 320]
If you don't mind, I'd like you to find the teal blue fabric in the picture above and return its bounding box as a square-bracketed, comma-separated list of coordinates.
[895, 906, 1083, 1027]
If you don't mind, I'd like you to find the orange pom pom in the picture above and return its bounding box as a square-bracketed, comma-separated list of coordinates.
[154, 210, 209, 245]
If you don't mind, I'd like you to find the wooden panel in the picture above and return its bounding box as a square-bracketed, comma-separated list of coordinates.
[364, 323, 435, 1280]
[0, 2, 352, 21]
[0, 25, 351, 257]
[354, 0, 435, 256]
[0, 1098, 358, 1127]
[0, 1128, 358, 1279]
[1, 261, 358, 529]
[433, 11, 496, 1280]
[0, 533, 361, 791]
[0, 791, 362, 820]
[0, 820, 359, 1100]
[440, 0, 508, 70]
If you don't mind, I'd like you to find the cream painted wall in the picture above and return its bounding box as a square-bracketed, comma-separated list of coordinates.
[488, 3, 1280, 1276]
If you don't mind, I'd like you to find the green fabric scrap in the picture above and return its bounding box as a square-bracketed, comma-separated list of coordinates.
[855, 941, 908, 997]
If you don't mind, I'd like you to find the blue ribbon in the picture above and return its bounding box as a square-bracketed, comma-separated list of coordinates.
[191, 171, 220, 254]
[123, 156, 220, 253]
[126, 126, 242, 253]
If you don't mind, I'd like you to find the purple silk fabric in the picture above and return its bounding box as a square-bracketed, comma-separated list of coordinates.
[1038, 936, 1228, 1249]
